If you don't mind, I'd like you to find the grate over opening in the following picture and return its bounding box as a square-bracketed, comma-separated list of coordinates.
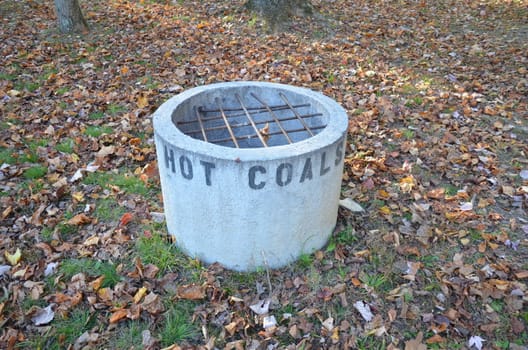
[176, 92, 326, 148]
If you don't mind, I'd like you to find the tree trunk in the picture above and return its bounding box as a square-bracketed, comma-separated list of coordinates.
[245, 0, 313, 32]
[54, 0, 89, 33]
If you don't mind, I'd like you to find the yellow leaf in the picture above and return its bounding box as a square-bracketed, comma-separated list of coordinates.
[137, 94, 148, 108]
[133, 287, 148, 304]
[379, 206, 392, 215]
[72, 191, 84, 202]
[399, 175, 415, 193]
[5, 248, 21, 266]
[121, 66, 129, 75]
[83, 235, 100, 246]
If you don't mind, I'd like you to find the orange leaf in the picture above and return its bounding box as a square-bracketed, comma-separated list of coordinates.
[109, 309, 128, 324]
[67, 213, 92, 226]
[120, 66, 129, 75]
[426, 334, 445, 344]
[119, 212, 133, 227]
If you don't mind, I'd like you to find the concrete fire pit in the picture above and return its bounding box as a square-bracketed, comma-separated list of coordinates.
[153, 82, 348, 271]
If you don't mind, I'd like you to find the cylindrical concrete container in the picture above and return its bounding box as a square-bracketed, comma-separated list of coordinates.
[153, 82, 348, 271]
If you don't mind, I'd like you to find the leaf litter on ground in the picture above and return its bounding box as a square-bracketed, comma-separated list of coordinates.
[0, 0, 527, 348]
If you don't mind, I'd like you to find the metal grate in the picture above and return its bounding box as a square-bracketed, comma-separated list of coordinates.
[176, 92, 326, 148]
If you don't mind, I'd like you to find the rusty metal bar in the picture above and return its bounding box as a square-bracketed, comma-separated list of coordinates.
[180, 112, 323, 136]
[278, 92, 314, 137]
[235, 93, 268, 147]
[250, 92, 293, 144]
[178, 103, 312, 125]
[215, 97, 240, 148]
[194, 106, 208, 142]
[209, 125, 326, 145]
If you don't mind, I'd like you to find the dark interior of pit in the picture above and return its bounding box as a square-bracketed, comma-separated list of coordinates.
[175, 92, 327, 148]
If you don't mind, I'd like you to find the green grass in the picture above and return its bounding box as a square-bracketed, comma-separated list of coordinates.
[84, 125, 113, 137]
[88, 111, 105, 120]
[93, 198, 127, 222]
[327, 227, 358, 252]
[107, 104, 126, 116]
[23, 166, 48, 179]
[109, 320, 149, 349]
[158, 301, 198, 346]
[136, 233, 185, 274]
[360, 272, 389, 292]
[40, 226, 54, 242]
[297, 253, 314, 268]
[55, 138, 75, 154]
[60, 258, 121, 288]
[53, 308, 97, 348]
[0, 147, 17, 165]
[55, 86, 69, 95]
[83, 171, 150, 196]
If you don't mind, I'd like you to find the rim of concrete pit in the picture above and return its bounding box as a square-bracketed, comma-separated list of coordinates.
[153, 81, 348, 161]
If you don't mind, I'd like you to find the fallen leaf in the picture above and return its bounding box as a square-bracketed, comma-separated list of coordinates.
[118, 212, 133, 227]
[353, 301, 373, 321]
[339, 198, 365, 212]
[31, 305, 55, 326]
[177, 284, 205, 300]
[67, 213, 92, 226]
[133, 286, 148, 304]
[109, 309, 128, 324]
[468, 335, 485, 350]
[5, 248, 21, 265]
[250, 298, 271, 315]
[405, 331, 427, 350]
[0, 265, 11, 276]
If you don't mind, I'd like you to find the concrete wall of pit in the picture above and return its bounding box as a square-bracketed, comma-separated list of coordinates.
[153, 82, 348, 271]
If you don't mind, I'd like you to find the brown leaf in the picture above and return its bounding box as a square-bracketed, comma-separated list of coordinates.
[405, 331, 427, 350]
[177, 284, 205, 300]
[141, 292, 165, 314]
[67, 213, 92, 226]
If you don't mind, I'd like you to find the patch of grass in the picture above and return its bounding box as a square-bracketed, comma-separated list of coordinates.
[355, 335, 388, 350]
[40, 226, 54, 242]
[107, 103, 126, 116]
[489, 299, 504, 312]
[22, 138, 48, 163]
[92, 198, 127, 222]
[54, 308, 97, 347]
[109, 320, 148, 349]
[15, 81, 40, 92]
[60, 258, 121, 288]
[83, 171, 150, 195]
[21, 297, 47, 312]
[158, 301, 198, 346]
[444, 184, 459, 197]
[136, 232, 185, 274]
[0, 72, 17, 81]
[402, 128, 415, 139]
[84, 125, 113, 137]
[55, 138, 75, 154]
[88, 111, 105, 120]
[23, 166, 47, 179]
[55, 86, 69, 95]
[327, 227, 358, 252]
[360, 272, 390, 292]
[297, 253, 314, 268]
[0, 147, 17, 164]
